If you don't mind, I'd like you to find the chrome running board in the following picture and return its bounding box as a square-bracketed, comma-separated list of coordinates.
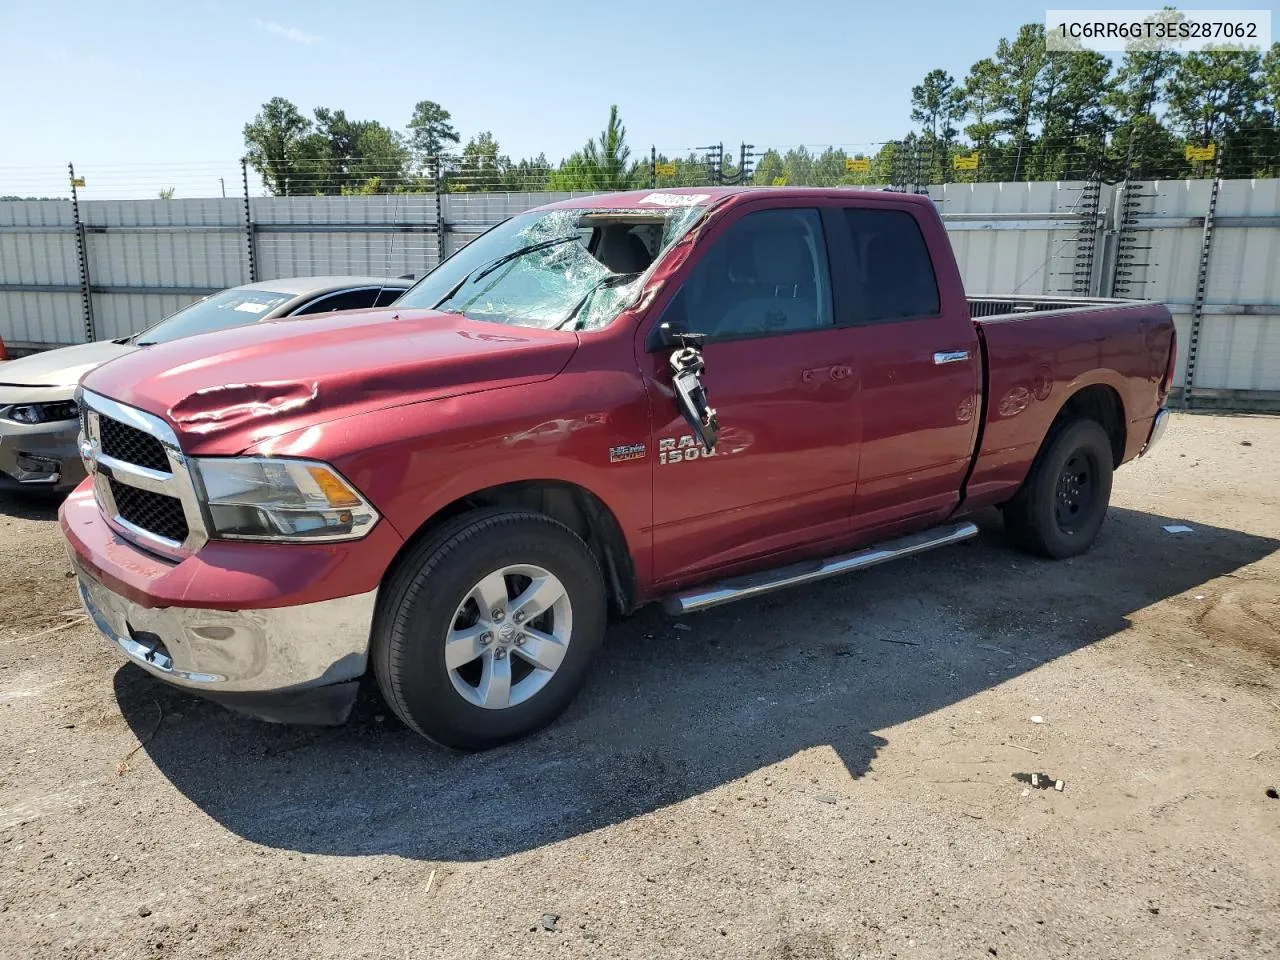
[663, 521, 979, 615]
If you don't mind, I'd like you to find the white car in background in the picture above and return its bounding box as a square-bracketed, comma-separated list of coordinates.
[0, 276, 412, 494]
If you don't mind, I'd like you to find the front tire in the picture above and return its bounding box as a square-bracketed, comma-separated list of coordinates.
[1002, 419, 1114, 559]
[373, 509, 607, 750]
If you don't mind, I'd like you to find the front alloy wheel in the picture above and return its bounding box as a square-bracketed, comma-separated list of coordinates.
[445, 564, 573, 710]
[372, 509, 607, 750]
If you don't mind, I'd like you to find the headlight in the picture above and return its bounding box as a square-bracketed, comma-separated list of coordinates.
[3, 401, 79, 425]
[192, 457, 379, 542]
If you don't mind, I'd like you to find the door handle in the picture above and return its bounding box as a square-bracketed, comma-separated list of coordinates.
[933, 350, 971, 365]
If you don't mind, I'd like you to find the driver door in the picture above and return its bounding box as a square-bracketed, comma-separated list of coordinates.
[638, 203, 862, 586]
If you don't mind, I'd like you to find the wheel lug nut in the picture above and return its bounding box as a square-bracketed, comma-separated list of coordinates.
[494, 648, 507, 660]
[513, 611, 525, 623]
[515, 633, 526, 645]
[480, 632, 493, 646]
[492, 609, 505, 621]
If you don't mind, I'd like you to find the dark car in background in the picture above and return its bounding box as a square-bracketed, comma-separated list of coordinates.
[0, 276, 412, 493]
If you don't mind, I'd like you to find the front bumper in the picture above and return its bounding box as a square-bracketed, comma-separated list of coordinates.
[62, 486, 384, 725]
[0, 417, 84, 492]
[1140, 408, 1170, 456]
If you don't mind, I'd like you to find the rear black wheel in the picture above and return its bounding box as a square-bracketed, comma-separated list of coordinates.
[1002, 419, 1114, 559]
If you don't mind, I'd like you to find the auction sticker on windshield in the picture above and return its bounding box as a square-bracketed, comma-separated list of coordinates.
[638, 193, 710, 207]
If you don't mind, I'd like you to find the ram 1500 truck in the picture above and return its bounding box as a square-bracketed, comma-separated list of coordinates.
[62, 187, 1176, 750]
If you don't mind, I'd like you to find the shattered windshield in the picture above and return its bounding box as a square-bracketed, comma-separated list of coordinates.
[394, 203, 707, 331]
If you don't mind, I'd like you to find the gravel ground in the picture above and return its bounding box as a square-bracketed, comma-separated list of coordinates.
[1, 411, 1278, 960]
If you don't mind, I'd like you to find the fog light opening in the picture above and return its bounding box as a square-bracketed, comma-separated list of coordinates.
[13, 453, 61, 483]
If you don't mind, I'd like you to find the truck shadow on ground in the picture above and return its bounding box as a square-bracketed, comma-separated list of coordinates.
[115, 506, 1278, 862]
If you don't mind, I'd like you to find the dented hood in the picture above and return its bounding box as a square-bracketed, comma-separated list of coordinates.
[80, 309, 579, 454]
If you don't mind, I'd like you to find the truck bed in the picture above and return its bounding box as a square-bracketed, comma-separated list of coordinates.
[961, 295, 1176, 510]
[967, 294, 1141, 319]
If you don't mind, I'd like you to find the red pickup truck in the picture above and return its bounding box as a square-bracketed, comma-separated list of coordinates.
[62, 187, 1175, 749]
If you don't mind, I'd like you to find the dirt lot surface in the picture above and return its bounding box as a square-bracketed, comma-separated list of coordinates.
[2, 411, 1278, 960]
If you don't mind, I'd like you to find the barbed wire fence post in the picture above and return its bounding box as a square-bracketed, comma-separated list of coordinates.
[68, 162, 95, 343]
[1181, 146, 1224, 410]
[433, 154, 446, 269]
[240, 158, 258, 283]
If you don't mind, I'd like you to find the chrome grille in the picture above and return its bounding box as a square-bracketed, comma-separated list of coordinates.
[79, 388, 207, 560]
[99, 416, 169, 471]
[108, 479, 190, 543]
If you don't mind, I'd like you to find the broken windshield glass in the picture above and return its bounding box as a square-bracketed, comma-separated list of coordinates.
[393, 204, 707, 331]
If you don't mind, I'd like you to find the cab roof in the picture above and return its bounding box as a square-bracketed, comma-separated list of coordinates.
[533, 185, 931, 213]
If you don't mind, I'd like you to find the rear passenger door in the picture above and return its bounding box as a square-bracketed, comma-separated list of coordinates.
[830, 203, 981, 534]
[642, 203, 862, 584]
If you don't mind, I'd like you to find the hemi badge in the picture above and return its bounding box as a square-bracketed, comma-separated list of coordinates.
[609, 442, 647, 464]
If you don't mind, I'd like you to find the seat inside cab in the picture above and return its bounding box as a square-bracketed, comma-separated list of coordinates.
[579, 215, 664, 275]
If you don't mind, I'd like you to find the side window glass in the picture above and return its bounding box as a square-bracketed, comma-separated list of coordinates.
[373, 287, 403, 307]
[842, 209, 940, 323]
[662, 208, 833, 340]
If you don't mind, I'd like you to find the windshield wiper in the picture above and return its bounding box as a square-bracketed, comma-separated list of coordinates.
[555, 272, 642, 331]
[433, 235, 582, 310]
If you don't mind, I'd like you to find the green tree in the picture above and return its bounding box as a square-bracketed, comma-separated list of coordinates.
[351, 122, 411, 188]
[751, 148, 784, 185]
[307, 108, 410, 194]
[1031, 50, 1114, 178]
[407, 100, 460, 169]
[1259, 43, 1280, 175]
[781, 147, 814, 185]
[810, 147, 849, 185]
[243, 97, 316, 196]
[582, 105, 632, 189]
[547, 106, 645, 191]
[1106, 25, 1184, 177]
[451, 131, 508, 192]
[1167, 50, 1265, 174]
[912, 69, 962, 141]
[961, 57, 1005, 153]
[1264, 42, 1280, 119]
[991, 24, 1049, 179]
[651, 151, 717, 187]
[500, 154, 552, 192]
[911, 69, 963, 181]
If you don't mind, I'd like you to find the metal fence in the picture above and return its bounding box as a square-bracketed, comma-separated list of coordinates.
[2, 177, 1279, 407]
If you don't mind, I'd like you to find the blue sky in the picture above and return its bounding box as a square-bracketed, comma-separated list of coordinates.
[0, 0, 1269, 197]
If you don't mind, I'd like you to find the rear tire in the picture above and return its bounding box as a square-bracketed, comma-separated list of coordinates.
[372, 509, 607, 750]
[1002, 419, 1114, 559]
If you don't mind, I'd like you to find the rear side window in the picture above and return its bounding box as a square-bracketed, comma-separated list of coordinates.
[841, 208, 940, 323]
[292, 288, 382, 315]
